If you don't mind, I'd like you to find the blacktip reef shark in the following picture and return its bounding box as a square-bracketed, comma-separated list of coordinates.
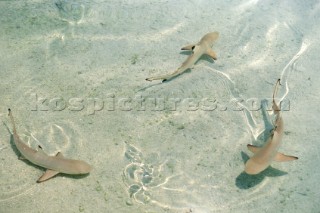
[244, 79, 298, 175]
[146, 32, 219, 82]
[8, 109, 92, 182]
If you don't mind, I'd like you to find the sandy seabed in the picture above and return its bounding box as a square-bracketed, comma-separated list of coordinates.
[0, 0, 319, 212]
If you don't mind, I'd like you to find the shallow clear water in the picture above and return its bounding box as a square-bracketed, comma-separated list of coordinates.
[0, 0, 319, 212]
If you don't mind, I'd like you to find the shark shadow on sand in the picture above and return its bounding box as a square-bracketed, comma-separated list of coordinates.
[235, 152, 288, 189]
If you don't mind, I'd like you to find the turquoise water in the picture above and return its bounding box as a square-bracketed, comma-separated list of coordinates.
[0, 0, 319, 212]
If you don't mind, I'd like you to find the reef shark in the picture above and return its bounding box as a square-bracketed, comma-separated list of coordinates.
[244, 79, 298, 175]
[8, 109, 92, 182]
[146, 32, 219, 82]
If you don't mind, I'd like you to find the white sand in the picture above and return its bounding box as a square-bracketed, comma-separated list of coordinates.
[0, 0, 319, 212]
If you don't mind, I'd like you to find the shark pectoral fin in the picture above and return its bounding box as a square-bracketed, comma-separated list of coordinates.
[206, 49, 217, 60]
[181, 44, 196, 51]
[247, 144, 261, 153]
[37, 169, 60, 183]
[274, 152, 298, 162]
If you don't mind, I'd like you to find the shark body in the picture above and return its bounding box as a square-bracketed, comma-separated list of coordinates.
[146, 32, 219, 82]
[8, 109, 92, 182]
[244, 79, 298, 175]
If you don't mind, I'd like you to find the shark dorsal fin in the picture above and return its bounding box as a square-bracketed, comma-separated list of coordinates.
[55, 152, 64, 158]
[37, 145, 46, 154]
[37, 169, 60, 183]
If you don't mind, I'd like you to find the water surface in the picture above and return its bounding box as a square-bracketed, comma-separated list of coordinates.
[0, 0, 319, 212]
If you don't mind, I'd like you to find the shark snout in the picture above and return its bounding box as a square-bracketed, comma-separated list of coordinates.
[76, 161, 93, 174]
[206, 31, 219, 42]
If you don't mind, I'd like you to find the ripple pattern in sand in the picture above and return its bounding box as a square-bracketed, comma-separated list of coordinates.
[55, 0, 87, 25]
[122, 142, 190, 208]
